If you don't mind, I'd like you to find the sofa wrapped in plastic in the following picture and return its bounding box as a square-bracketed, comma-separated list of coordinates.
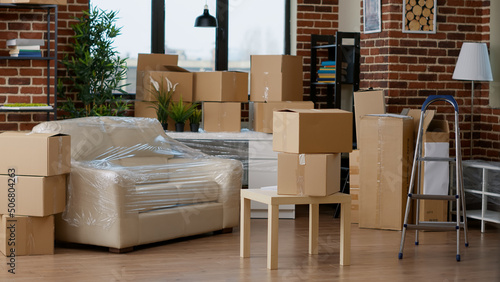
[32, 116, 243, 251]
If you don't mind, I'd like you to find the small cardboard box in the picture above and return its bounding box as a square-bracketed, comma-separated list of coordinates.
[134, 101, 191, 132]
[252, 101, 314, 133]
[407, 109, 450, 222]
[0, 0, 66, 4]
[135, 53, 179, 101]
[353, 90, 385, 148]
[203, 102, 241, 132]
[0, 132, 71, 177]
[349, 149, 360, 224]
[0, 174, 66, 217]
[250, 55, 303, 102]
[1, 215, 54, 256]
[193, 71, 248, 102]
[358, 114, 414, 231]
[140, 67, 193, 102]
[273, 109, 352, 154]
[277, 153, 340, 196]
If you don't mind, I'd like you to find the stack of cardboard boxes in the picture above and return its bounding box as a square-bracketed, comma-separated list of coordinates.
[134, 54, 195, 132]
[0, 132, 70, 256]
[272, 108, 352, 196]
[352, 90, 449, 230]
[250, 55, 314, 133]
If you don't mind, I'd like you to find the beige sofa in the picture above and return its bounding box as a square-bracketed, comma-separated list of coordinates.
[32, 117, 243, 252]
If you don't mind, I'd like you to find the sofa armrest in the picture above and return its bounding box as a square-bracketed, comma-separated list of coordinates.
[167, 157, 243, 228]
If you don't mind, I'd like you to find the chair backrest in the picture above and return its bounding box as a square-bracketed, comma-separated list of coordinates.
[32, 117, 173, 161]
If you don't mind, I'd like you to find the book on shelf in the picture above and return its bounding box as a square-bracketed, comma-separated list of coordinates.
[6, 38, 44, 47]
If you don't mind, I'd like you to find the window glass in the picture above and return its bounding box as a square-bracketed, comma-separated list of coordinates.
[228, 0, 285, 72]
[91, 1, 151, 94]
[165, 0, 217, 72]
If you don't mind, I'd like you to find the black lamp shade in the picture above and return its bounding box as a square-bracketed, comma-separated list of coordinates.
[195, 7, 217, 27]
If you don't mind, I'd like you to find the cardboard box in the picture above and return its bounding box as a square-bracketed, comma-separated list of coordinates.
[0, 132, 71, 177]
[135, 54, 179, 101]
[358, 114, 414, 231]
[139, 67, 193, 102]
[0, 0, 66, 4]
[349, 150, 360, 224]
[193, 71, 249, 102]
[273, 109, 352, 154]
[250, 55, 303, 102]
[1, 215, 54, 256]
[0, 174, 66, 217]
[203, 102, 241, 132]
[278, 153, 340, 196]
[407, 109, 450, 222]
[134, 101, 191, 132]
[353, 90, 385, 147]
[252, 101, 314, 133]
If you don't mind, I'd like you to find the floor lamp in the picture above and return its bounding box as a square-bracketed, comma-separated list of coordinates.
[452, 42, 493, 158]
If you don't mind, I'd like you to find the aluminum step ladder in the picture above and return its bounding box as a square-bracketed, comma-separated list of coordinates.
[398, 95, 469, 261]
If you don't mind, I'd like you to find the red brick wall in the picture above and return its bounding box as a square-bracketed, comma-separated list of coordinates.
[360, 0, 493, 160]
[0, 0, 86, 131]
[296, 0, 339, 108]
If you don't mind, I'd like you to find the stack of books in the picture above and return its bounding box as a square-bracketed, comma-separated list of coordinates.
[317, 61, 336, 83]
[7, 38, 44, 57]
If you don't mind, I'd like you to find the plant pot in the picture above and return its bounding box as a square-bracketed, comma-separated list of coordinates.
[190, 123, 200, 132]
[175, 122, 185, 132]
[161, 123, 168, 131]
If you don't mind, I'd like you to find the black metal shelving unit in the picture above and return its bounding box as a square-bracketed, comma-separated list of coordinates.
[0, 3, 58, 120]
[310, 32, 360, 109]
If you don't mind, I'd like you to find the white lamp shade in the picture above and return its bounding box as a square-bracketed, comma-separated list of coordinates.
[452, 42, 493, 81]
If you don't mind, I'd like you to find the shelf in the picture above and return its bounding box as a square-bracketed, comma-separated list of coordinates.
[0, 56, 55, 60]
[466, 210, 500, 224]
[1, 3, 58, 120]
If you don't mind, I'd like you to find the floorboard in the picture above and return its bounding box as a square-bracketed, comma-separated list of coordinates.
[1, 205, 499, 281]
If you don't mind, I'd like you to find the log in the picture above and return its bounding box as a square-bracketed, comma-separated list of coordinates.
[409, 20, 420, 30]
[413, 5, 422, 16]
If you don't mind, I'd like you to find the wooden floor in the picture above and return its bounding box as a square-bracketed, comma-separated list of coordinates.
[2, 205, 500, 281]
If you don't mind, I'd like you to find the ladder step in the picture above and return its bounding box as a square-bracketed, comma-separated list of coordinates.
[417, 156, 456, 162]
[405, 222, 459, 231]
[409, 194, 458, 201]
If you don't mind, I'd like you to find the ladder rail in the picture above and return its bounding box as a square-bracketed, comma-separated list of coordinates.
[399, 95, 468, 261]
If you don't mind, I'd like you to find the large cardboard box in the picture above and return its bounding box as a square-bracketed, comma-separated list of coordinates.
[203, 102, 241, 132]
[349, 150, 360, 224]
[252, 101, 314, 133]
[1, 215, 54, 256]
[353, 90, 385, 147]
[134, 101, 190, 132]
[135, 54, 179, 101]
[0, 0, 66, 4]
[358, 114, 414, 231]
[139, 67, 193, 102]
[250, 55, 303, 102]
[273, 109, 352, 154]
[0, 174, 66, 217]
[278, 153, 340, 196]
[193, 71, 248, 102]
[407, 109, 450, 222]
[0, 132, 71, 177]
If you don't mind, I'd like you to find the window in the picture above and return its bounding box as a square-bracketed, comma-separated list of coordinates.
[91, 0, 151, 94]
[228, 0, 286, 72]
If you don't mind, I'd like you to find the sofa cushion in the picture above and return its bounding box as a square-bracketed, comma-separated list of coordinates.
[132, 180, 219, 213]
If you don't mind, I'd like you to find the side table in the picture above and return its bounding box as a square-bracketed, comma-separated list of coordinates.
[240, 189, 351, 269]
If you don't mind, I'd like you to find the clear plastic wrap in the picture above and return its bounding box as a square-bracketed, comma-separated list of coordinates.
[32, 117, 243, 238]
[462, 160, 500, 210]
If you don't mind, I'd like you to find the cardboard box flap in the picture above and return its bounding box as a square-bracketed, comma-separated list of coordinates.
[137, 53, 179, 71]
[162, 65, 190, 73]
[353, 90, 386, 143]
[365, 113, 412, 119]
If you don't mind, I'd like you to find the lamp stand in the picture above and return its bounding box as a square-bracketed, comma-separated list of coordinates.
[470, 80, 474, 159]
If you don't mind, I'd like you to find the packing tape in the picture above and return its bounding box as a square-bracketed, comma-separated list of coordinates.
[296, 154, 306, 196]
[26, 217, 35, 254]
[263, 71, 269, 101]
[58, 136, 63, 174]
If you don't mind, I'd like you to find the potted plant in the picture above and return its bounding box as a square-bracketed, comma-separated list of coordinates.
[189, 108, 202, 132]
[57, 5, 129, 118]
[169, 96, 199, 132]
[147, 76, 176, 130]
